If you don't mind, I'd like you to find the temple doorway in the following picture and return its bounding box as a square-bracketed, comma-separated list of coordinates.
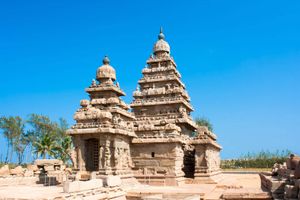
[183, 149, 195, 178]
[85, 138, 99, 171]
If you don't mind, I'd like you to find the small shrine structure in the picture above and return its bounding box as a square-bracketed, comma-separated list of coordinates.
[67, 56, 136, 179]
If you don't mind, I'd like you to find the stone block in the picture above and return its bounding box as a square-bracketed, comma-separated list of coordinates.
[0, 165, 10, 177]
[34, 159, 63, 166]
[160, 160, 174, 167]
[90, 171, 97, 179]
[10, 166, 24, 176]
[24, 170, 34, 177]
[63, 179, 103, 193]
[285, 185, 299, 199]
[102, 175, 121, 187]
[27, 164, 38, 172]
[44, 165, 55, 171]
[75, 171, 90, 181]
[295, 161, 300, 179]
[287, 155, 300, 170]
[134, 160, 159, 167]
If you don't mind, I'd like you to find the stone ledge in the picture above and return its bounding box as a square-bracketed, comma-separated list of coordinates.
[0, 177, 38, 186]
[63, 179, 103, 193]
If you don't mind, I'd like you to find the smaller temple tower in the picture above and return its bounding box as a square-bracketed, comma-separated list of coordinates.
[67, 56, 136, 178]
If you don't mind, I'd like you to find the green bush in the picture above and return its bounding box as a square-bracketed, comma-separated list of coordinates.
[221, 150, 291, 169]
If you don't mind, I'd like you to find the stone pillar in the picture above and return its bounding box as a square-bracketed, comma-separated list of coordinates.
[193, 144, 221, 183]
[78, 137, 86, 171]
[194, 145, 207, 175]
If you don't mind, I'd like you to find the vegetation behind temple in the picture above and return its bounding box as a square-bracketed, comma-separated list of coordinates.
[221, 150, 291, 169]
[195, 117, 213, 132]
[0, 114, 72, 165]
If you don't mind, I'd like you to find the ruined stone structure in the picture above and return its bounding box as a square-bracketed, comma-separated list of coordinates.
[67, 29, 221, 186]
[67, 56, 136, 179]
[260, 154, 300, 200]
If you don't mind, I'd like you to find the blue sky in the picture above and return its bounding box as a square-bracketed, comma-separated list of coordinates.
[0, 0, 299, 161]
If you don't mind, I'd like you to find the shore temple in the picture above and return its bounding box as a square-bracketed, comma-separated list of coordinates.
[67, 28, 222, 186]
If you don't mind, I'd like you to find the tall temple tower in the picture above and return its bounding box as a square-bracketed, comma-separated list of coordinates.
[67, 56, 136, 178]
[130, 28, 200, 185]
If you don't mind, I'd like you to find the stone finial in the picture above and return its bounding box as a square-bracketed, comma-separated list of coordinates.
[153, 27, 170, 53]
[103, 55, 110, 65]
[80, 99, 90, 107]
[158, 27, 165, 40]
[96, 55, 116, 82]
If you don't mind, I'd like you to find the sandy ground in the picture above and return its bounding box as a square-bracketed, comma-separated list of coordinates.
[126, 173, 269, 200]
[0, 173, 269, 200]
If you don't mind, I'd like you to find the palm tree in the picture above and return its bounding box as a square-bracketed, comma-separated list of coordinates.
[195, 117, 213, 132]
[56, 136, 73, 164]
[33, 133, 58, 159]
[27, 114, 57, 159]
[54, 118, 73, 164]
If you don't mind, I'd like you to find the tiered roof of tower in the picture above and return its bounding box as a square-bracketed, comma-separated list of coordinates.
[131, 28, 197, 142]
[68, 56, 136, 137]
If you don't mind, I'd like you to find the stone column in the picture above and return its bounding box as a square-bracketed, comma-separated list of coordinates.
[194, 145, 207, 175]
[99, 145, 104, 169]
[78, 137, 86, 171]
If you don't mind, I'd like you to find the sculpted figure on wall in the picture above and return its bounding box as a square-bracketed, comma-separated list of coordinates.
[99, 145, 104, 168]
[179, 106, 187, 118]
[114, 147, 121, 169]
[70, 148, 77, 169]
[104, 140, 111, 168]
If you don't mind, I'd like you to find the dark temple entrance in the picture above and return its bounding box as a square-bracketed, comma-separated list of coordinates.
[85, 138, 99, 171]
[183, 148, 195, 178]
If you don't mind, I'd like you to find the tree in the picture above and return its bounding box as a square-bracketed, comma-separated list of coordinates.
[33, 133, 58, 159]
[195, 117, 213, 132]
[11, 119, 31, 164]
[55, 118, 73, 164]
[28, 114, 72, 163]
[0, 116, 28, 163]
[27, 114, 57, 159]
[56, 136, 73, 164]
[0, 114, 72, 163]
[0, 116, 14, 163]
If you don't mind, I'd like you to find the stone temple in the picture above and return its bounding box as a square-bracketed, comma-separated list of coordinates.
[67, 28, 222, 186]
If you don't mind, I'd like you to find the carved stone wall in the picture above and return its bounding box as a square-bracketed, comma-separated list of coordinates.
[131, 142, 185, 185]
[193, 144, 221, 183]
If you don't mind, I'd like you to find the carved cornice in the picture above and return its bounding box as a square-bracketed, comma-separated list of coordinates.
[131, 97, 193, 111]
[138, 75, 185, 89]
[67, 127, 136, 137]
[86, 85, 125, 96]
[146, 56, 177, 67]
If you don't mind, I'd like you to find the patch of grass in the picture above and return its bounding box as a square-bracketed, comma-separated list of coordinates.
[221, 150, 291, 169]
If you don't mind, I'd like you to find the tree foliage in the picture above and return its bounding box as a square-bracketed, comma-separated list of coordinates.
[0, 116, 30, 164]
[0, 114, 73, 164]
[195, 117, 213, 131]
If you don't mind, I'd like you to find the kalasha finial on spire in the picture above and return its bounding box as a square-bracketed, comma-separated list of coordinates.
[103, 55, 110, 65]
[158, 27, 165, 40]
